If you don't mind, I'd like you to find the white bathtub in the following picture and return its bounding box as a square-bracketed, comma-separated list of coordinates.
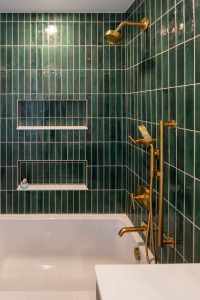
[0, 214, 147, 300]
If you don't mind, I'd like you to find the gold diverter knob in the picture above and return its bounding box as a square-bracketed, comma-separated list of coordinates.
[131, 186, 150, 211]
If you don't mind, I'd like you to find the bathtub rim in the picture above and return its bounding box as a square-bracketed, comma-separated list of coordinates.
[0, 213, 134, 224]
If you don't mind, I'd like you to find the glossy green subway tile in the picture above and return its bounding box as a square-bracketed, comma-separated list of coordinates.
[162, 1, 168, 15]
[195, 0, 200, 35]
[162, 14, 168, 51]
[169, 88, 176, 120]
[1, 46, 6, 69]
[156, 55, 162, 89]
[195, 85, 200, 131]
[195, 36, 200, 83]
[184, 0, 194, 40]
[176, 44, 184, 86]
[162, 89, 169, 121]
[176, 2, 184, 44]
[150, 0, 156, 23]
[185, 175, 194, 221]
[169, 48, 176, 87]
[6, 47, 12, 69]
[184, 218, 194, 262]
[195, 132, 200, 180]
[177, 87, 184, 128]
[35, 22, 42, 45]
[1, 22, 7, 45]
[185, 85, 194, 130]
[169, 8, 176, 48]
[185, 39, 194, 84]
[175, 210, 184, 255]
[185, 130, 194, 176]
[177, 129, 184, 171]
[155, 0, 161, 20]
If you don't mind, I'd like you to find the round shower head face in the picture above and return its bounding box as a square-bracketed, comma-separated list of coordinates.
[104, 30, 122, 45]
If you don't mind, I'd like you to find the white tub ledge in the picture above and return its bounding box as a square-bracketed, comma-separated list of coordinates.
[95, 264, 200, 300]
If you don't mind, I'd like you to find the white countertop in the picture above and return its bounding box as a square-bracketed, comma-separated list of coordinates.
[95, 264, 200, 300]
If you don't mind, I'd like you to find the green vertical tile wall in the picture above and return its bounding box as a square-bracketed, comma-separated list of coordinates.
[125, 0, 200, 263]
[0, 13, 126, 214]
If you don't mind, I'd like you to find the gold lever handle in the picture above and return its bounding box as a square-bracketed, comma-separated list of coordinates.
[163, 120, 176, 128]
[133, 194, 145, 200]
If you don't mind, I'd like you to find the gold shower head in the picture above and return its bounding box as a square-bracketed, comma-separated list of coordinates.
[104, 29, 122, 45]
[104, 17, 150, 45]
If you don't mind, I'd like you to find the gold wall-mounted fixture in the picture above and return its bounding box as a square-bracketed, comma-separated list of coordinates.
[118, 225, 147, 237]
[104, 17, 150, 45]
[132, 186, 150, 211]
[129, 136, 155, 146]
[157, 120, 176, 248]
[129, 124, 156, 146]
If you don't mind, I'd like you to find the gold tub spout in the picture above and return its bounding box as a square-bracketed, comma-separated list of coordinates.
[118, 226, 147, 237]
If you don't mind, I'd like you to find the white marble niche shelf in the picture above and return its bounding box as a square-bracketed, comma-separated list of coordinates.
[17, 100, 88, 130]
[17, 160, 88, 191]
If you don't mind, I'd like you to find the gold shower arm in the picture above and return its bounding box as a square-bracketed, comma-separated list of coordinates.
[116, 17, 150, 32]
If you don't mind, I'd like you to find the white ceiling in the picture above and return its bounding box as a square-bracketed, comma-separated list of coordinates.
[0, 0, 134, 13]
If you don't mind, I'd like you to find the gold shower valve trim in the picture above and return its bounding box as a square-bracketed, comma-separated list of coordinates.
[131, 186, 150, 211]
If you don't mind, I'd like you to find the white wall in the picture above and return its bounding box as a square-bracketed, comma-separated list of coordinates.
[0, 0, 133, 12]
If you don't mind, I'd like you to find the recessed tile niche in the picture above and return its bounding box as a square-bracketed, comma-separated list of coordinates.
[17, 100, 87, 130]
[17, 160, 88, 191]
